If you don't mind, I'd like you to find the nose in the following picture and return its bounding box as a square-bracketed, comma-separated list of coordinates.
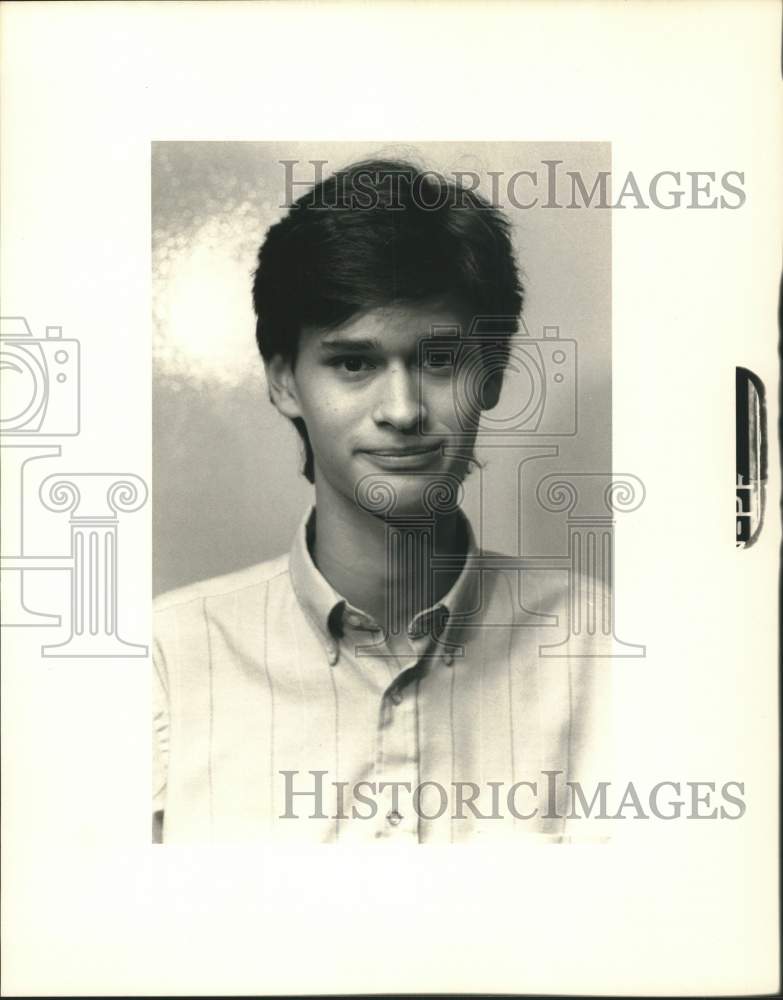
[372, 365, 426, 431]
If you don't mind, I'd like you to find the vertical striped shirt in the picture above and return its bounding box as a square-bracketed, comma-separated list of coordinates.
[153, 507, 611, 843]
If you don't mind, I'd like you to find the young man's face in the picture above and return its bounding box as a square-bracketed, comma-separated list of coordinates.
[267, 299, 502, 516]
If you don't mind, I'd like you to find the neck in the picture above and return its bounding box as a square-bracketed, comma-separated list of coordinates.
[311, 479, 467, 632]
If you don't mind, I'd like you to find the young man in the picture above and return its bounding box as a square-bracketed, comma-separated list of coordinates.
[153, 158, 610, 844]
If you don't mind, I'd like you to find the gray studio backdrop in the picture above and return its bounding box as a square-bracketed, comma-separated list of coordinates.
[152, 141, 611, 597]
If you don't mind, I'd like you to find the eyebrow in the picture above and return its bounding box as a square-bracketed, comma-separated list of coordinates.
[318, 337, 382, 353]
[318, 334, 459, 354]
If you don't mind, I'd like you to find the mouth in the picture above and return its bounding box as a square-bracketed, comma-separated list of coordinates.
[365, 444, 441, 456]
[359, 443, 443, 469]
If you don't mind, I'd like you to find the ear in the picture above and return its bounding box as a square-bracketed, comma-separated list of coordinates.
[264, 355, 303, 419]
[480, 367, 503, 411]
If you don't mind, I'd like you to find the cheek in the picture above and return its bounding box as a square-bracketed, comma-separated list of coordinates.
[429, 382, 465, 426]
[299, 384, 359, 440]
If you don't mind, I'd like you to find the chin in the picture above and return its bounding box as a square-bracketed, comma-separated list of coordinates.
[352, 468, 463, 520]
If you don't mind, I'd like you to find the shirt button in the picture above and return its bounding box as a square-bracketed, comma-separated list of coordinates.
[390, 689, 403, 705]
[325, 641, 339, 666]
[443, 652, 454, 667]
[387, 810, 402, 827]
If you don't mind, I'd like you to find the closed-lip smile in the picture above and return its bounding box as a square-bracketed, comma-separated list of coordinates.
[363, 444, 440, 456]
[359, 443, 443, 468]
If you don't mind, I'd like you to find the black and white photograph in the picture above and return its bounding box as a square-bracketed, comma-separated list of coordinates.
[152, 142, 625, 844]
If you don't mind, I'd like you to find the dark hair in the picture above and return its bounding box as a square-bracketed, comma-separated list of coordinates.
[252, 157, 524, 483]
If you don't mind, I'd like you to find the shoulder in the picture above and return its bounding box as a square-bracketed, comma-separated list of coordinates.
[152, 555, 293, 684]
[469, 552, 611, 622]
[153, 554, 290, 616]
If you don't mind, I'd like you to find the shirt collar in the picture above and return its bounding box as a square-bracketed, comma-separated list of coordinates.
[288, 505, 480, 656]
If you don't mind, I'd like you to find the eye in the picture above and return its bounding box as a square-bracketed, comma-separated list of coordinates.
[329, 355, 376, 376]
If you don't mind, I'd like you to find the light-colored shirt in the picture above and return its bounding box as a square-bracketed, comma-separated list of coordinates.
[153, 506, 611, 843]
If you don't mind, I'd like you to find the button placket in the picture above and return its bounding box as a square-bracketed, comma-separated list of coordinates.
[375, 666, 420, 839]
